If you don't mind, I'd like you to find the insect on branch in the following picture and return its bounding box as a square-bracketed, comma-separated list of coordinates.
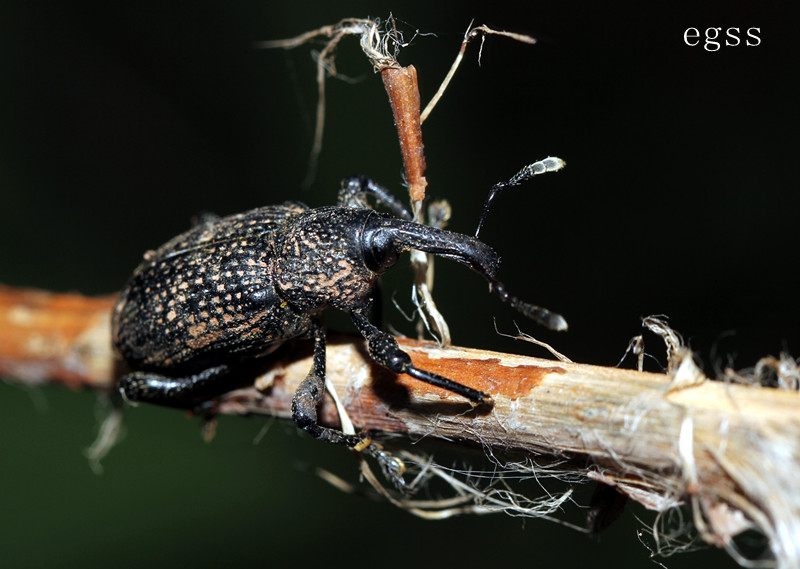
[5, 16, 797, 569]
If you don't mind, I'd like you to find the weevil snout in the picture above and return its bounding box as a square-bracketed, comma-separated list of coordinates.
[359, 215, 565, 331]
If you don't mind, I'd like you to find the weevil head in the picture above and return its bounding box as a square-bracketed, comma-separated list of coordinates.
[360, 213, 501, 277]
[274, 205, 566, 331]
[360, 212, 568, 332]
[272, 206, 481, 313]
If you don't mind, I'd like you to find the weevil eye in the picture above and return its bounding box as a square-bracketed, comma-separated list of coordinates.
[362, 215, 400, 274]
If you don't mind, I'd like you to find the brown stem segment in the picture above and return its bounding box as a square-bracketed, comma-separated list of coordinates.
[0, 285, 115, 389]
[381, 66, 427, 202]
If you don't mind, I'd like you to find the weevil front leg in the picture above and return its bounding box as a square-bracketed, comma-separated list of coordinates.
[349, 309, 492, 405]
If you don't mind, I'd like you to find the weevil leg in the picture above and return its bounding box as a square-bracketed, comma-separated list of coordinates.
[293, 318, 411, 492]
[350, 310, 493, 405]
[338, 176, 412, 220]
[118, 364, 232, 409]
[291, 318, 366, 448]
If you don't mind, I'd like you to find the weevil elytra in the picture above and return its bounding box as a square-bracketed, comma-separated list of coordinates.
[113, 165, 565, 487]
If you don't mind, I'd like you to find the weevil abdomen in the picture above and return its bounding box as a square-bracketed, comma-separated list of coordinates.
[113, 202, 312, 372]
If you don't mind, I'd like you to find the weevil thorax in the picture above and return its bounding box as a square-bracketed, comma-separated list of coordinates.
[273, 207, 378, 312]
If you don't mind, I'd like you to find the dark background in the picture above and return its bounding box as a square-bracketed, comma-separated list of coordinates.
[1, 2, 796, 568]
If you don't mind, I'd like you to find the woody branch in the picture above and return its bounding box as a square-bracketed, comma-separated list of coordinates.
[1, 284, 798, 567]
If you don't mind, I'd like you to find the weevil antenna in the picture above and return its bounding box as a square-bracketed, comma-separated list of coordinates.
[485, 275, 568, 331]
[475, 157, 566, 239]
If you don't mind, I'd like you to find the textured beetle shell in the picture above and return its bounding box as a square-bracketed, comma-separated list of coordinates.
[113, 202, 313, 372]
[274, 206, 378, 312]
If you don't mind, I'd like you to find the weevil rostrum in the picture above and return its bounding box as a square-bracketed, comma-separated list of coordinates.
[113, 164, 566, 487]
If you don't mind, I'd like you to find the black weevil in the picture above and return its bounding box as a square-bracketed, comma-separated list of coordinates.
[113, 163, 565, 486]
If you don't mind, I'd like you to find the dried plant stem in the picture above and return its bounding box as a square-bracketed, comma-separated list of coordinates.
[255, 18, 376, 187]
[381, 65, 427, 202]
[378, 64, 449, 343]
[420, 23, 535, 124]
[1, 284, 798, 566]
